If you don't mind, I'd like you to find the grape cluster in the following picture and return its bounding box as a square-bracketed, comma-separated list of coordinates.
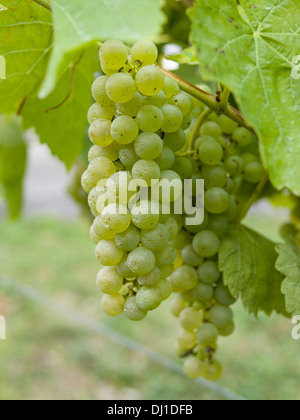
[82, 39, 265, 382]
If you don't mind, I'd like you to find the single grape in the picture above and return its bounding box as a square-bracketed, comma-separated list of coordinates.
[89, 119, 114, 147]
[162, 216, 179, 241]
[200, 122, 221, 139]
[131, 200, 159, 230]
[154, 146, 176, 170]
[131, 40, 158, 66]
[170, 295, 187, 317]
[115, 226, 141, 252]
[138, 267, 161, 287]
[184, 356, 205, 379]
[141, 223, 170, 251]
[197, 261, 220, 284]
[116, 256, 136, 279]
[106, 73, 136, 103]
[95, 240, 123, 266]
[172, 230, 192, 250]
[123, 296, 148, 321]
[192, 230, 220, 258]
[91, 76, 112, 106]
[119, 144, 140, 169]
[101, 203, 131, 234]
[198, 139, 223, 166]
[110, 116, 139, 144]
[134, 132, 163, 160]
[82, 157, 116, 192]
[208, 305, 234, 329]
[181, 244, 203, 267]
[218, 114, 238, 134]
[117, 91, 144, 117]
[96, 266, 123, 294]
[99, 40, 128, 70]
[93, 216, 115, 240]
[88, 143, 120, 163]
[163, 76, 180, 99]
[195, 135, 214, 149]
[87, 102, 116, 124]
[155, 244, 176, 266]
[215, 283, 236, 306]
[179, 308, 202, 331]
[242, 153, 258, 165]
[196, 323, 219, 346]
[225, 196, 239, 221]
[171, 157, 193, 179]
[159, 264, 174, 279]
[204, 360, 222, 382]
[161, 105, 183, 133]
[163, 129, 186, 152]
[157, 279, 172, 301]
[244, 162, 265, 183]
[143, 91, 166, 108]
[106, 171, 135, 205]
[181, 115, 192, 130]
[127, 246, 156, 275]
[232, 127, 253, 147]
[136, 105, 164, 132]
[169, 92, 192, 116]
[135, 65, 165, 96]
[207, 214, 229, 237]
[225, 156, 245, 176]
[101, 293, 125, 317]
[205, 188, 230, 214]
[202, 165, 228, 189]
[136, 286, 162, 311]
[132, 160, 161, 187]
[170, 265, 198, 291]
[90, 225, 101, 245]
[219, 321, 235, 337]
[177, 329, 197, 350]
[191, 282, 214, 301]
[224, 178, 235, 194]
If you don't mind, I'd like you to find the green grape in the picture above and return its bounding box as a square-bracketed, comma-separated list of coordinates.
[181, 244, 203, 267]
[157, 279, 172, 301]
[163, 129, 186, 152]
[96, 191, 109, 215]
[225, 196, 238, 221]
[155, 146, 175, 170]
[106, 171, 135, 204]
[99, 40, 128, 70]
[127, 246, 156, 275]
[116, 256, 136, 279]
[90, 225, 101, 245]
[106, 73, 136, 103]
[115, 226, 141, 252]
[134, 132, 163, 160]
[123, 296, 148, 321]
[198, 139, 223, 165]
[138, 267, 161, 287]
[87, 102, 116, 124]
[200, 122, 221, 139]
[136, 105, 164, 132]
[181, 115, 192, 130]
[82, 157, 116, 193]
[161, 105, 183, 133]
[169, 93, 192, 116]
[178, 329, 197, 350]
[163, 76, 180, 99]
[193, 230, 220, 258]
[101, 293, 125, 317]
[91, 76, 112, 106]
[184, 356, 205, 379]
[198, 84, 213, 94]
[184, 212, 210, 234]
[96, 266, 124, 294]
[101, 203, 131, 234]
[162, 216, 179, 241]
[207, 214, 229, 237]
[173, 230, 192, 250]
[141, 223, 170, 251]
[135, 65, 165, 96]
[195, 135, 214, 149]
[117, 91, 144, 117]
[232, 127, 253, 147]
[205, 188, 230, 214]
[89, 119, 114, 146]
[95, 240, 123, 266]
[208, 305, 234, 329]
[131, 40, 158, 66]
[155, 244, 176, 266]
[241, 153, 258, 165]
[136, 286, 162, 311]
[215, 283, 236, 306]
[197, 261, 220, 284]
[143, 91, 166, 108]
[224, 178, 235, 194]
[179, 308, 202, 332]
[131, 200, 159, 230]
[175, 343, 188, 358]
[110, 115, 139, 144]
[216, 136, 228, 149]
[119, 144, 140, 169]
[225, 156, 245, 176]
[218, 114, 238, 134]
[88, 186, 105, 216]
[202, 165, 227, 189]
[170, 295, 187, 317]
[196, 323, 219, 346]
[159, 264, 174, 278]
[171, 157, 193, 179]
[244, 162, 265, 183]
[88, 143, 120, 163]
[170, 265, 198, 291]
[204, 360, 222, 382]
[100, 62, 117, 76]
[93, 216, 115, 240]
[219, 321, 235, 337]
[191, 282, 214, 301]
[132, 160, 160, 187]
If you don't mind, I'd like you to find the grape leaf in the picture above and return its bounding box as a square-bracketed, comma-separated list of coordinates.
[22, 45, 98, 168]
[0, 0, 53, 113]
[276, 235, 300, 314]
[41, 0, 165, 96]
[0, 115, 27, 219]
[189, 0, 300, 195]
[219, 225, 287, 316]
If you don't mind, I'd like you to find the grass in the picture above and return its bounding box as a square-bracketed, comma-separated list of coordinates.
[0, 214, 299, 400]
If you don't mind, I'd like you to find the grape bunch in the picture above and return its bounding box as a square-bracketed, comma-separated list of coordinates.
[82, 39, 265, 382]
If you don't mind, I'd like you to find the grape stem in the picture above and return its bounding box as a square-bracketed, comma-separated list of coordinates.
[188, 108, 212, 151]
[238, 173, 269, 222]
[158, 67, 255, 134]
[33, 0, 52, 11]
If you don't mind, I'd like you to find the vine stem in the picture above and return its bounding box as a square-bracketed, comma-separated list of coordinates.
[158, 66, 255, 134]
[33, 0, 52, 11]
[188, 108, 212, 151]
[238, 173, 269, 222]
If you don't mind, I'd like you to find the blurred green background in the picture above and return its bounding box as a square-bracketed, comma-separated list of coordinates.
[0, 201, 299, 400]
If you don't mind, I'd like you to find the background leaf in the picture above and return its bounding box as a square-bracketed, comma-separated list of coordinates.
[276, 234, 300, 314]
[41, 0, 165, 96]
[189, 0, 300, 195]
[0, 115, 27, 219]
[0, 0, 53, 113]
[22, 45, 98, 168]
[219, 225, 287, 316]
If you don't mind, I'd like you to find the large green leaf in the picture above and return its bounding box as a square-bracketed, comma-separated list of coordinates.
[0, 115, 27, 219]
[41, 0, 165, 96]
[0, 0, 53, 113]
[22, 45, 98, 168]
[219, 225, 287, 316]
[276, 235, 300, 314]
[189, 0, 300, 195]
